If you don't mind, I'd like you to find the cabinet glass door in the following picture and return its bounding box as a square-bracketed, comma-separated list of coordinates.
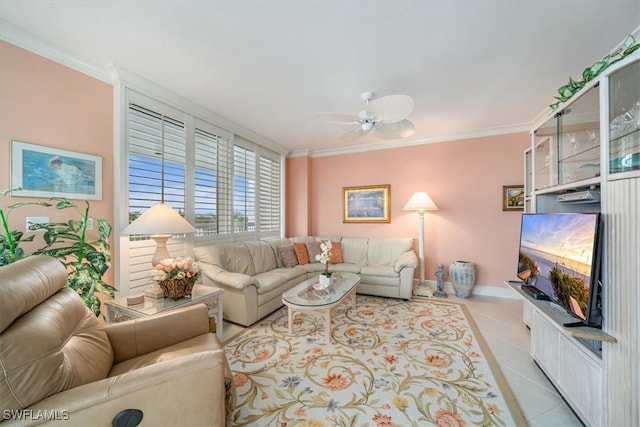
[534, 117, 557, 190]
[525, 148, 533, 196]
[558, 86, 600, 184]
[609, 58, 640, 175]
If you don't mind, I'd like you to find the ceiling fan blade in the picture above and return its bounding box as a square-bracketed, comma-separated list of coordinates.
[366, 94, 414, 123]
[315, 112, 360, 124]
[337, 127, 369, 143]
[374, 120, 415, 139]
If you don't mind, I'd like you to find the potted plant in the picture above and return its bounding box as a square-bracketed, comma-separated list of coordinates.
[315, 240, 333, 288]
[28, 198, 115, 316]
[0, 187, 51, 266]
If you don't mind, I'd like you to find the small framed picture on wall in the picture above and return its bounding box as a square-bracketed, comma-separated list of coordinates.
[502, 185, 524, 211]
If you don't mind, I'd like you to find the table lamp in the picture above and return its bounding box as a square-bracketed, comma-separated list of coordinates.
[403, 192, 438, 296]
[122, 203, 197, 297]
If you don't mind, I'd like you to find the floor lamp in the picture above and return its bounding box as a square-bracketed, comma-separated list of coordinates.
[403, 192, 438, 296]
[122, 203, 197, 298]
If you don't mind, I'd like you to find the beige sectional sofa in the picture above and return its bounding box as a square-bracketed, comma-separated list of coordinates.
[193, 236, 417, 326]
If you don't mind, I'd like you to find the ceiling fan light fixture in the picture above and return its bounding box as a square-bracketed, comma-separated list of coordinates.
[361, 122, 374, 131]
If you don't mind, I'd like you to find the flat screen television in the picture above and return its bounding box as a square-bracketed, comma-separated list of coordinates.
[517, 213, 602, 328]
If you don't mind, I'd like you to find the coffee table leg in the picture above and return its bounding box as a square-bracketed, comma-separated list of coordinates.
[288, 307, 294, 333]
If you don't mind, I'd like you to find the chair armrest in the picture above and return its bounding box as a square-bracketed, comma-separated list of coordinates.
[19, 350, 227, 427]
[105, 304, 210, 363]
[394, 250, 418, 273]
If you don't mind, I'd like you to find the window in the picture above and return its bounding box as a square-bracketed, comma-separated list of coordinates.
[233, 143, 256, 233]
[128, 104, 186, 221]
[194, 126, 232, 236]
[125, 92, 282, 241]
[258, 152, 281, 234]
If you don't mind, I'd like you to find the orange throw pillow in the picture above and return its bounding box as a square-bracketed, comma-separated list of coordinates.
[329, 241, 343, 264]
[293, 242, 310, 265]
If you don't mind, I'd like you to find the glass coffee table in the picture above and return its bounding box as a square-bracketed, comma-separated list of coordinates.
[282, 272, 360, 343]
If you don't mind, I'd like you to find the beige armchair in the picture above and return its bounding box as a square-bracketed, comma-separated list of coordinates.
[0, 256, 235, 426]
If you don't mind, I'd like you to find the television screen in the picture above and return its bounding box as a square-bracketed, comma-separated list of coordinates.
[517, 213, 602, 327]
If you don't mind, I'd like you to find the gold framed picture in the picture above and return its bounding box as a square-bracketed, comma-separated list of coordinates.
[343, 184, 391, 223]
[502, 185, 524, 211]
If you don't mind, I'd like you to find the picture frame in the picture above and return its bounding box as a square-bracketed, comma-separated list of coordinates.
[502, 185, 524, 211]
[343, 184, 391, 223]
[11, 140, 103, 200]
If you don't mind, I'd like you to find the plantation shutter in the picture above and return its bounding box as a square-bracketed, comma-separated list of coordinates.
[127, 103, 186, 221]
[233, 143, 256, 233]
[258, 152, 281, 235]
[194, 125, 232, 236]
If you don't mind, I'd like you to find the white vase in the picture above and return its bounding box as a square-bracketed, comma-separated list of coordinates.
[449, 261, 476, 298]
[318, 274, 331, 288]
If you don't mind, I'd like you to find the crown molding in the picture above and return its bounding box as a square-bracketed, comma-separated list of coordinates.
[0, 19, 113, 84]
[288, 122, 532, 158]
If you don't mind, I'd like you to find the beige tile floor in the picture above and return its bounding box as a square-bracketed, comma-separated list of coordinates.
[221, 294, 582, 426]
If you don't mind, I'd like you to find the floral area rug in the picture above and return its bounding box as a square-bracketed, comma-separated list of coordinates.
[224, 295, 525, 426]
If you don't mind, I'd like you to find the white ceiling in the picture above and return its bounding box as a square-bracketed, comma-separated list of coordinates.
[1, 1, 639, 155]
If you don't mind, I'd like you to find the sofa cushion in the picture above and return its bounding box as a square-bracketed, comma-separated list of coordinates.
[266, 238, 291, 267]
[341, 237, 369, 264]
[277, 244, 299, 268]
[243, 241, 277, 274]
[306, 241, 322, 263]
[360, 264, 400, 277]
[293, 242, 310, 264]
[367, 237, 414, 266]
[254, 270, 289, 294]
[329, 241, 344, 264]
[194, 244, 256, 276]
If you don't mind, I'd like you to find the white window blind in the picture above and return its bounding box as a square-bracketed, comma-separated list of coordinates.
[194, 127, 232, 236]
[127, 104, 186, 221]
[233, 144, 256, 233]
[259, 153, 281, 234]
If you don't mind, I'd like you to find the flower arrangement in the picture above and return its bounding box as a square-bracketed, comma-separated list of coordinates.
[152, 256, 200, 282]
[315, 240, 332, 277]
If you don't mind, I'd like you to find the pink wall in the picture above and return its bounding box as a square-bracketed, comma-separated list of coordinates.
[0, 41, 114, 284]
[1, 40, 529, 290]
[287, 133, 530, 287]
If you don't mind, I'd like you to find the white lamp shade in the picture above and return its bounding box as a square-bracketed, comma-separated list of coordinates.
[122, 203, 196, 235]
[403, 192, 438, 211]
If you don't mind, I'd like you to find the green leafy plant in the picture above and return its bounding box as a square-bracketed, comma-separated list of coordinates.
[29, 198, 115, 316]
[0, 188, 51, 266]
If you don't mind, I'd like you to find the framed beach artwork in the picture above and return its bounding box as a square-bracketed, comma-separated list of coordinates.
[343, 184, 390, 223]
[502, 184, 524, 211]
[11, 141, 102, 200]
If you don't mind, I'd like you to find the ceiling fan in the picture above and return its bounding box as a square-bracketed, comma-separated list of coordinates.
[316, 92, 415, 143]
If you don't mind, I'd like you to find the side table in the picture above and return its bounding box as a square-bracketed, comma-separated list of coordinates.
[105, 285, 224, 341]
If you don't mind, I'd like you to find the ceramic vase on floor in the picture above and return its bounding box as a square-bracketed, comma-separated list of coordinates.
[449, 261, 476, 298]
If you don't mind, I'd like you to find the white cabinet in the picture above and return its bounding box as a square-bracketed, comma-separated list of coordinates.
[525, 46, 638, 427]
[522, 297, 605, 427]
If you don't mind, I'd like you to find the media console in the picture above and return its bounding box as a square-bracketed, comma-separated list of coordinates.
[507, 281, 616, 427]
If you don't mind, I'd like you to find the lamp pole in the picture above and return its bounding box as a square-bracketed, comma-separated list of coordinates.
[417, 209, 425, 285]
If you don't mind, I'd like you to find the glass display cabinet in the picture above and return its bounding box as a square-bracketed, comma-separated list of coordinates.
[558, 85, 600, 185]
[608, 58, 640, 177]
[533, 116, 556, 191]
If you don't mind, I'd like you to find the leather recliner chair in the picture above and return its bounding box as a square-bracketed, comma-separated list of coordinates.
[0, 256, 235, 426]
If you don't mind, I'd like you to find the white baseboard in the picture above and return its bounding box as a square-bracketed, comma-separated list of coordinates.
[417, 280, 523, 300]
